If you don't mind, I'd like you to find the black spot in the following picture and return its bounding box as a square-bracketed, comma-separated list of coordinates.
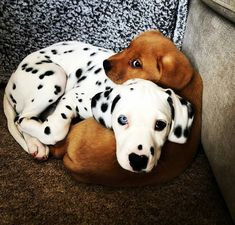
[75, 106, 79, 114]
[66, 105, 72, 110]
[25, 67, 33, 72]
[64, 50, 70, 54]
[21, 63, 27, 70]
[87, 61, 92, 66]
[48, 99, 53, 103]
[174, 126, 182, 138]
[39, 51, 45, 54]
[76, 68, 83, 78]
[105, 86, 111, 90]
[165, 90, 172, 95]
[78, 99, 83, 103]
[99, 117, 106, 127]
[36, 60, 52, 65]
[180, 98, 187, 105]
[83, 47, 89, 51]
[130, 88, 134, 91]
[77, 76, 87, 83]
[150, 147, 155, 156]
[44, 126, 51, 135]
[84, 107, 88, 111]
[51, 49, 57, 54]
[14, 115, 19, 123]
[104, 79, 107, 83]
[39, 70, 54, 79]
[45, 70, 54, 76]
[111, 95, 121, 114]
[101, 103, 108, 112]
[90, 52, 96, 56]
[61, 113, 67, 119]
[31, 99, 34, 102]
[45, 55, 50, 59]
[96, 81, 102, 86]
[104, 88, 113, 98]
[18, 117, 24, 124]
[94, 68, 102, 74]
[10, 94, 17, 104]
[54, 85, 61, 95]
[12, 83, 16, 90]
[87, 66, 95, 71]
[91, 92, 102, 108]
[184, 128, 189, 138]
[30, 117, 40, 122]
[38, 84, 43, 89]
[167, 97, 175, 120]
[138, 144, 143, 150]
[32, 69, 38, 74]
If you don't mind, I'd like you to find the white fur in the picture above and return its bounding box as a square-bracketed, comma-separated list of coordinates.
[4, 41, 115, 159]
[92, 79, 194, 172]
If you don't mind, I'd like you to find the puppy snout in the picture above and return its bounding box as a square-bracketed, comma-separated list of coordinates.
[103, 60, 112, 72]
[128, 153, 148, 172]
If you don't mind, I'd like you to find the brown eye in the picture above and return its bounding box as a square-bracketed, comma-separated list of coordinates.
[131, 59, 142, 68]
[155, 120, 167, 131]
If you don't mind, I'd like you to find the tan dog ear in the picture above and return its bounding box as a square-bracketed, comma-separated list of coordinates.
[159, 52, 193, 90]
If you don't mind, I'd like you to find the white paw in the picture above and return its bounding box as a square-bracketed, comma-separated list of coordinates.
[26, 136, 49, 161]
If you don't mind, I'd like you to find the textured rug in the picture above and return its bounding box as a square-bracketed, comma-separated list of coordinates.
[0, 85, 233, 225]
[0, 0, 188, 83]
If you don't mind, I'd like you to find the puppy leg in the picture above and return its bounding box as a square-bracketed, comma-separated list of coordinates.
[23, 132, 49, 160]
[17, 88, 89, 145]
[5, 62, 68, 157]
[50, 140, 68, 159]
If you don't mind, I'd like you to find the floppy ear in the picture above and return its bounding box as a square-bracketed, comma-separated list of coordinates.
[166, 89, 195, 144]
[159, 51, 194, 90]
[91, 87, 121, 129]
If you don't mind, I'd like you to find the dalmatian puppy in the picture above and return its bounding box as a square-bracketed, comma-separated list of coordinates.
[4, 41, 115, 160]
[91, 78, 194, 172]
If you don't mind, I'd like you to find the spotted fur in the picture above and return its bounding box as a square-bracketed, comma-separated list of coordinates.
[4, 41, 115, 159]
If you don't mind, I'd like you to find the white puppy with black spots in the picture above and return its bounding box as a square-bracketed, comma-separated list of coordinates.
[91, 79, 194, 172]
[4, 41, 115, 160]
[4, 42, 194, 172]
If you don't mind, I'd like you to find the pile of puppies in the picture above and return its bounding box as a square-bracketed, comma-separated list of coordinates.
[4, 31, 202, 186]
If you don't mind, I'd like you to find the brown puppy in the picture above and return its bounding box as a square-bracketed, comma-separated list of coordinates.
[51, 30, 202, 186]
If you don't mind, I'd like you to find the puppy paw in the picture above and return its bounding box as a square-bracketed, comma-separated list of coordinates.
[26, 136, 49, 161]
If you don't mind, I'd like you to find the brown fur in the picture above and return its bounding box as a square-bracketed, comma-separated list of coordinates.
[50, 30, 203, 187]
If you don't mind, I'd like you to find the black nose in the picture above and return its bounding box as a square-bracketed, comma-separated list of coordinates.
[129, 153, 148, 172]
[103, 60, 112, 72]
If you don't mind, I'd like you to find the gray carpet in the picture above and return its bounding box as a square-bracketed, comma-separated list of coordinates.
[0, 0, 188, 83]
[0, 84, 233, 225]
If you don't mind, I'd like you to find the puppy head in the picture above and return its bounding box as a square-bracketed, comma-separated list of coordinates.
[103, 30, 193, 90]
[91, 78, 194, 173]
